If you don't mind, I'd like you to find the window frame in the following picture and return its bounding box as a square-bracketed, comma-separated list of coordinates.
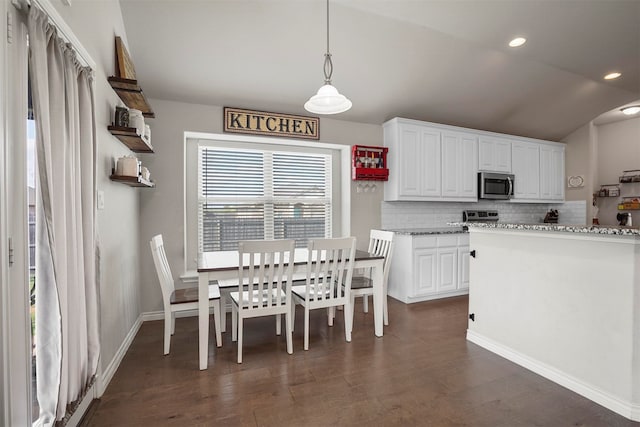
[183, 132, 351, 275]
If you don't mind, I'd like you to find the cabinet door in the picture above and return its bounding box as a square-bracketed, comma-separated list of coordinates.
[442, 131, 477, 199]
[414, 248, 437, 296]
[540, 145, 565, 200]
[398, 124, 423, 197]
[437, 248, 458, 293]
[459, 134, 478, 198]
[458, 246, 470, 290]
[420, 128, 442, 197]
[512, 141, 540, 199]
[478, 136, 511, 172]
[441, 133, 460, 197]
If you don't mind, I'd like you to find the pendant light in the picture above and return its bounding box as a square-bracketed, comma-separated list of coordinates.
[304, 0, 352, 115]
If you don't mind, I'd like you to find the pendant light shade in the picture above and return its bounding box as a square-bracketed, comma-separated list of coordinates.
[304, 84, 352, 114]
[305, 0, 351, 115]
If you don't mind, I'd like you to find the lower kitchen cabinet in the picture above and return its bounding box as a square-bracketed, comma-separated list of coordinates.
[388, 232, 470, 303]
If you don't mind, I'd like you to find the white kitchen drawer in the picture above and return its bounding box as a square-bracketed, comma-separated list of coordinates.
[413, 236, 437, 249]
[458, 234, 469, 245]
[437, 235, 458, 247]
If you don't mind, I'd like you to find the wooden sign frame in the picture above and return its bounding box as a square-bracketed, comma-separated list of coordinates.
[224, 107, 319, 140]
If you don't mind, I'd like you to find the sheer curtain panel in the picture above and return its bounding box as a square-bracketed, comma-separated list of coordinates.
[28, 6, 99, 426]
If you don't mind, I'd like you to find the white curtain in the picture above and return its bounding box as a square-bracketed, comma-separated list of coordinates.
[28, 6, 99, 426]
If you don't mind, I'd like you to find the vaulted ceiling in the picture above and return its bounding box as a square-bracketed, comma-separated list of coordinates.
[119, 0, 640, 141]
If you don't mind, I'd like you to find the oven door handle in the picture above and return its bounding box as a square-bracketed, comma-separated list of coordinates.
[507, 176, 513, 196]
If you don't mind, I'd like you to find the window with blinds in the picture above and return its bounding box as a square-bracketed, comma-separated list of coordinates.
[198, 146, 332, 252]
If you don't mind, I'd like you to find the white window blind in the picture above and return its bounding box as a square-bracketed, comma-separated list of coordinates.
[198, 146, 332, 252]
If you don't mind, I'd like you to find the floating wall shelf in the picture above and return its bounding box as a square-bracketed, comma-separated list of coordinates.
[109, 174, 155, 188]
[108, 76, 155, 118]
[108, 126, 154, 153]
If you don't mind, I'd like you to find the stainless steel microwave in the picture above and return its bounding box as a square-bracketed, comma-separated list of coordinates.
[478, 172, 514, 200]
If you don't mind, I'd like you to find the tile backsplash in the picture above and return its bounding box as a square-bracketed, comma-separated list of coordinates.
[381, 200, 587, 230]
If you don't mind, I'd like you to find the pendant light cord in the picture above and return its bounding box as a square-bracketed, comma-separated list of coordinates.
[323, 0, 333, 84]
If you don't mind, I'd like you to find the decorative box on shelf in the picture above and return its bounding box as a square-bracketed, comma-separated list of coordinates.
[619, 170, 640, 183]
[597, 184, 620, 197]
[618, 197, 640, 210]
[351, 144, 389, 181]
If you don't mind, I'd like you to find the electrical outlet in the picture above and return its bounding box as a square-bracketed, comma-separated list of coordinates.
[97, 190, 105, 210]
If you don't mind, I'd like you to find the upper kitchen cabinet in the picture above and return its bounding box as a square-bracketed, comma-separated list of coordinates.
[512, 140, 565, 202]
[384, 118, 477, 202]
[384, 119, 441, 200]
[441, 131, 478, 199]
[512, 141, 540, 200]
[540, 144, 565, 200]
[478, 136, 511, 172]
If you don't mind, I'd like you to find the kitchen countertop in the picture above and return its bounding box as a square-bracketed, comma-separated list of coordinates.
[386, 227, 466, 235]
[448, 222, 640, 236]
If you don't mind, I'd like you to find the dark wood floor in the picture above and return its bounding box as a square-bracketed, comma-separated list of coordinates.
[82, 296, 638, 426]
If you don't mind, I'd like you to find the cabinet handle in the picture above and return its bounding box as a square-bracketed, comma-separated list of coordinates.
[470, 250, 476, 258]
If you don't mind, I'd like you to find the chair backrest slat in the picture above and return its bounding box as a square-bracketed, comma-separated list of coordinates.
[367, 230, 395, 284]
[238, 239, 295, 311]
[306, 237, 356, 303]
[150, 234, 175, 308]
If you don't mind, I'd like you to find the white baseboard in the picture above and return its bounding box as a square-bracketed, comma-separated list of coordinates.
[98, 315, 142, 397]
[66, 383, 96, 427]
[466, 330, 640, 422]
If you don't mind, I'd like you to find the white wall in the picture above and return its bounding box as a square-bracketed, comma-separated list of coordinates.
[139, 99, 383, 313]
[563, 122, 595, 221]
[50, 0, 142, 375]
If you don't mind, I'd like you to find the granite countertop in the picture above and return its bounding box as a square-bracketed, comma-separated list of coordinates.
[386, 227, 466, 236]
[448, 222, 640, 236]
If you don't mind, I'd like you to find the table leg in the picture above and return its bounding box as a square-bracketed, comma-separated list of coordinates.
[372, 260, 384, 337]
[198, 273, 209, 370]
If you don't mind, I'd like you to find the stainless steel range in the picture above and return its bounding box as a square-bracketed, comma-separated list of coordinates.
[463, 209, 499, 222]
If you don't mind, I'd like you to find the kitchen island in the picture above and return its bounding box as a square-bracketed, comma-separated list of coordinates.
[462, 222, 640, 421]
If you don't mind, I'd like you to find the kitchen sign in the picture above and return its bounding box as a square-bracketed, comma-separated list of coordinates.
[224, 107, 319, 140]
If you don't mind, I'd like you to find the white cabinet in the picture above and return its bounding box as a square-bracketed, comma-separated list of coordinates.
[384, 118, 477, 202]
[385, 121, 441, 200]
[512, 141, 540, 200]
[414, 249, 437, 296]
[441, 131, 478, 199]
[389, 233, 470, 304]
[540, 145, 565, 200]
[384, 118, 564, 203]
[512, 140, 565, 202]
[478, 136, 512, 172]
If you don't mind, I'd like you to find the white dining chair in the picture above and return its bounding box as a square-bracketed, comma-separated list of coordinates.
[230, 239, 296, 363]
[150, 234, 222, 355]
[292, 237, 356, 350]
[347, 229, 394, 327]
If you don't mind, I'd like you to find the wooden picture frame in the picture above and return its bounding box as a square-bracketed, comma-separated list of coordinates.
[115, 36, 137, 80]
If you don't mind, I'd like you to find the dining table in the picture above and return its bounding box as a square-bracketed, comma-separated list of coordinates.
[197, 247, 385, 370]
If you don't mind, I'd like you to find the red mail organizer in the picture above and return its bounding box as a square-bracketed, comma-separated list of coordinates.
[352, 145, 389, 181]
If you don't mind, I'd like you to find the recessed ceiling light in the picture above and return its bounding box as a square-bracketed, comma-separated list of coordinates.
[604, 72, 622, 80]
[508, 37, 527, 48]
[621, 105, 640, 115]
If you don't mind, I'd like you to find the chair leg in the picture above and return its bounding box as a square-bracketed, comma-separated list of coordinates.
[232, 305, 238, 342]
[291, 302, 296, 332]
[285, 309, 293, 355]
[220, 294, 227, 333]
[171, 312, 176, 335]
[304, 308, 310, 351]
[276, 313, 282, 336]
[350, 294, 356, 335]
[327, 307, 334, 327]
[344, 301, 353, 343]
[237, 315, 243, 364]
[384, 296, 389, 326]
[213, 300, 222, 348]
[164, 310, 172, 355]
[363, 295, 369, 313]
